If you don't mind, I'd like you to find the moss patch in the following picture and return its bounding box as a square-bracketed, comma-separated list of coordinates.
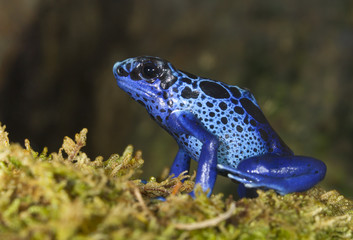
[0, 123, 352, 239]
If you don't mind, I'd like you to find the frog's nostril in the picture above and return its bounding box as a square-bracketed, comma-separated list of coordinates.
[117, 67, 129, 77]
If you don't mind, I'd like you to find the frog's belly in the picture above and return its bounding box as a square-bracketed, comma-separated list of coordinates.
[177, 134, 268, 169]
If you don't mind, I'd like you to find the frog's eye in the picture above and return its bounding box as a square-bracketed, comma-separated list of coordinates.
[141, 63, 158, 79]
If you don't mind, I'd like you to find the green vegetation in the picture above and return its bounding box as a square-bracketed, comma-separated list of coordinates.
[0, 123, 352, 239]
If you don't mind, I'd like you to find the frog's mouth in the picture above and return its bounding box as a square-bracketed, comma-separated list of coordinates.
[117, 79, 158, 99]
[113, 60, 159, 99]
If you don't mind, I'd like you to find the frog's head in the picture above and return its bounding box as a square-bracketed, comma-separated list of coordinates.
[113, 56, 181, 125]
[113, 56, 178, 101]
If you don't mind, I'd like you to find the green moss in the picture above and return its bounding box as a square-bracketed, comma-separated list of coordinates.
[0, 123, 352, 239]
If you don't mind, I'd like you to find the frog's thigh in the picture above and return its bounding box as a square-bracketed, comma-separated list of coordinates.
[167, 110, 219, 196]
[219, 154, 326, 195]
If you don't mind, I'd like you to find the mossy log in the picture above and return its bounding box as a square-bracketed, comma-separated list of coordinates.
[0, 123, 352, 239]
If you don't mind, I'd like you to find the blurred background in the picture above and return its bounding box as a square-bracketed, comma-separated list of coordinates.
[0, 0, 352, 198]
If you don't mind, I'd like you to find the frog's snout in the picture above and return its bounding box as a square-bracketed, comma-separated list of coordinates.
[113, 61, 130, 79]
[113, 62, 121, 77]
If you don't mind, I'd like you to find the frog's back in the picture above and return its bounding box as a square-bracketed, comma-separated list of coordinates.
[169, 75, 293, 168]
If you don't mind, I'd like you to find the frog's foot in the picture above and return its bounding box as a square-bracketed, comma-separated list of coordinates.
[217, 154, 326, 196]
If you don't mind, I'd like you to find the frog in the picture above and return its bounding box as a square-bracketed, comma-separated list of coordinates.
[113, 56, 326, 198]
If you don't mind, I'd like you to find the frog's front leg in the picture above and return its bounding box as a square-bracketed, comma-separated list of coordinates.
[218, 154, 326, 196]
[170, 148, 191, 178]
[167, 110, 219, 197]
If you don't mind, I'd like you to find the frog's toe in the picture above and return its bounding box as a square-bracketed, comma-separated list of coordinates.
[189, 191, 196, 199]
[217, 164, 262, 184]
[153, 196, 166, 201]
[238, 183, 259, 198]
[228, 174, 256, 185]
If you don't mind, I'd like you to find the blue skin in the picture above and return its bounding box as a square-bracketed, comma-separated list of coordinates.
[113, 56, 326, 198]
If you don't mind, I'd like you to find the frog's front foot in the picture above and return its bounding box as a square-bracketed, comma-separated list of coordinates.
[217, 154, 326, 196]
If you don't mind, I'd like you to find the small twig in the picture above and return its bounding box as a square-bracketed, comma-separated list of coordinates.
[171, 180, 183, 195]
[133, 185, 154, 218]
[174, 202, 236, 230]
[68, 142, 83, 162]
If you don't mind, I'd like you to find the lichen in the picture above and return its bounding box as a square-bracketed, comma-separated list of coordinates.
[0, 123, 352, 239]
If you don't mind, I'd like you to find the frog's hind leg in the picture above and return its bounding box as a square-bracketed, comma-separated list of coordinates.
[217, 154, 326, 196]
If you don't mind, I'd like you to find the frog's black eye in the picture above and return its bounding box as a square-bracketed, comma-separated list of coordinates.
[141, 63, 158, 79]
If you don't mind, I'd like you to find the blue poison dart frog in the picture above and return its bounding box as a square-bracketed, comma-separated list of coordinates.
[113, 56, 326, 198]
